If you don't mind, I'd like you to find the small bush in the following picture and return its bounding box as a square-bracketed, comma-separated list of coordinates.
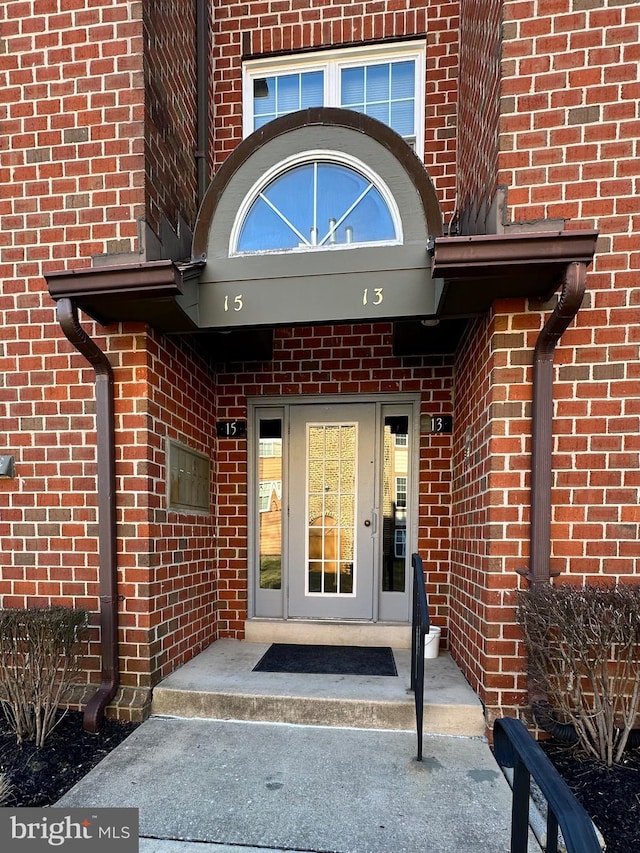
[516, 583, 640, 766]
[0, 607, 88, 748]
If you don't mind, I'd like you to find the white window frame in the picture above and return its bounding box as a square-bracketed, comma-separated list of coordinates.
[394, 528, 406, 559]
[229, 149, 403, 256]
[395, 475, 408, 509]
[242, 41, 427, 156]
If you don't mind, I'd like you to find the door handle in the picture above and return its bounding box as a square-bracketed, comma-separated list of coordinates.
[365, 512, 377, 533]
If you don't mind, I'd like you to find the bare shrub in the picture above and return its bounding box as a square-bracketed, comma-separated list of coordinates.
[516, 583, 640, 766]
[0, 607, 88, 748]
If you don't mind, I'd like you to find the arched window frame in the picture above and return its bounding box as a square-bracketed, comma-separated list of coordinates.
[229, 150, 404, 257]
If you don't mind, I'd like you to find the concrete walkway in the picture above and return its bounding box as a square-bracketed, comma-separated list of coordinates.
[57, 716, 532, 852]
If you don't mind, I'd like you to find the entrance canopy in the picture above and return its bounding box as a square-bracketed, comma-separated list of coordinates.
[45, 108, 598, 355]
[191, 108, 444, 329]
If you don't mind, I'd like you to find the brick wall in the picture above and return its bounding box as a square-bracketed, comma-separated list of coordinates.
[0, 1, 216, 719]
[456, 0, 502, 232]
[143, 0, 199, 247]
[451, 303, 537, 718]
[448, 0, 640, 721]
[215, 323, 454, 636]
[500, 2, 640, 598]
[112, 329, 217, 711]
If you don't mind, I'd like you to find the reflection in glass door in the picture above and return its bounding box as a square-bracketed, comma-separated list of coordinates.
[258, 418, 283, 591]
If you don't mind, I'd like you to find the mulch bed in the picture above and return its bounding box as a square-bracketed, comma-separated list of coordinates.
[540, 739, 640, 853]
[0, 710, 138, 808]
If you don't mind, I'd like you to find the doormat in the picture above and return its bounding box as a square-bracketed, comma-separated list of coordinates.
[252, 644, 398, 676]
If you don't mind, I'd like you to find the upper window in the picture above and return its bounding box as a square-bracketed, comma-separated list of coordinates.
[243, 42, 426, 154]
[231, 152, 401, 255]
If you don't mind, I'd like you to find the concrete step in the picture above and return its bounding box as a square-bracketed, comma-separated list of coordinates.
[151, 639, 486, 737]
[244, 618, 412, 647]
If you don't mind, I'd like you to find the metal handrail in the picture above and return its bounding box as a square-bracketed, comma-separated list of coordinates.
[494, 717, 602, 853]
[410, 553, 430, 761]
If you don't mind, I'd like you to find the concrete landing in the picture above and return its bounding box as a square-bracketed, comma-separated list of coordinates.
[151, 639, 486, 737]
[57, 717, 534, 853]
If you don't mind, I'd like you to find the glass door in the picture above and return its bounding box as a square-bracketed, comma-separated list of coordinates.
[288, 403, 376, 619]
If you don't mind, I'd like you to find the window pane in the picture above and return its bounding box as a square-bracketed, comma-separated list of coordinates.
[253, 71, 324, 131]
[277, 73, 302, 113]
[391, 101, 414, 138]
[366, 63, 390, 103]
[301, 70, 323, 108]
[391, 61, 415, 99]
[341, 66, 364, 106]
[382, 416, 409, 593]
[239, 196, 301, 252]
[340, 60, 416, 141]
[264, 163, 315, 241]
[365, 102, 390, 126]
[258, 420, 282, 590]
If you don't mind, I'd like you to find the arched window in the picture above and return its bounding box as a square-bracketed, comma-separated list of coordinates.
[231, 153, 402, 255]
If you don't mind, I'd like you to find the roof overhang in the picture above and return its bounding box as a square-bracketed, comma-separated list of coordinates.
[432, 230, 599, 317]
[45, 260, 201, 334]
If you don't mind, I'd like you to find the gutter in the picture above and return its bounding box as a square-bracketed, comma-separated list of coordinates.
[57, 298, 119, 734]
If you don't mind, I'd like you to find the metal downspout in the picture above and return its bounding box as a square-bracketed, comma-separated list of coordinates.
[528, 261, 587, 587]
[524, 261, 587, 720]
[196, 0, 209, 203]
[57, 298, 119, 734]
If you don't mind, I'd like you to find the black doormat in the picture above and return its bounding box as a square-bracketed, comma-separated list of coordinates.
[252, 643, 397, 676]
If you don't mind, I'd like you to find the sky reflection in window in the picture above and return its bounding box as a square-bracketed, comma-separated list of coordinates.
[237, 162, 397, 253]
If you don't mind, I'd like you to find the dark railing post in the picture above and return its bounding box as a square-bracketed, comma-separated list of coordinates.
[511, 757, 532, 853]
[494, 717, 602, 853]
[410, 553, 430, 761]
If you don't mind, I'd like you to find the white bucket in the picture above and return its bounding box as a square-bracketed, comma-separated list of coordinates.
[424, 625, 441, 659]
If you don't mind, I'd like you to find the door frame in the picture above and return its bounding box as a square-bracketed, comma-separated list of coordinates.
[247, 393, 420, 624]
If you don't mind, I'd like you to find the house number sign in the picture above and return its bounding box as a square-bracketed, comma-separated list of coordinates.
[216, 420, 247, 438]
[420, 415, 453, 434]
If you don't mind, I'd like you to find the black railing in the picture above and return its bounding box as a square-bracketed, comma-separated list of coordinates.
[410, 553, 430, 761]
[494, 717, 602, 853]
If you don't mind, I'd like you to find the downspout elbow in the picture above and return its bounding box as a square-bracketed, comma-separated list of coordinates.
[57, 298, 119, 733]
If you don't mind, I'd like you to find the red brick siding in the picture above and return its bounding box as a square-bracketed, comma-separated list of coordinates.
[443, 0, 640, 723]
[451, 304, 537, 719]
[143, 1, 199, 241]
[456, 0, 502, 231]
[214, 323, 454, 637]
[499, 4, 640, 580]
[0, 1, 147, 262]
[111, 329, 217, 695]
[0, 1, 215, 718]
